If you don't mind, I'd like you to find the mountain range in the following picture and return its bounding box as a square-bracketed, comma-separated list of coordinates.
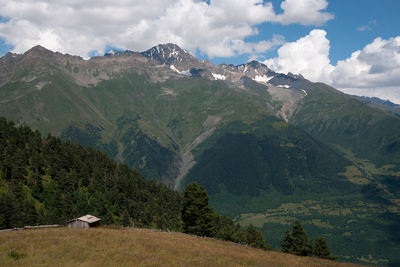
[1, 44, 400, 265]
[354, 95, 400, 118]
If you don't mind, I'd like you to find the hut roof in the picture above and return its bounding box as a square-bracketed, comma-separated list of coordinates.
[68, 214, 101, 224]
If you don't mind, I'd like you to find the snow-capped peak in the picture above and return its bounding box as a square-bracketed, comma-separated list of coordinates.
[141, 43, 198, 67]
[143, 44, 186, 60]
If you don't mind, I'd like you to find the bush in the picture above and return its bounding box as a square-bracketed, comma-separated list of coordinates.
[8, 250, 27, 260]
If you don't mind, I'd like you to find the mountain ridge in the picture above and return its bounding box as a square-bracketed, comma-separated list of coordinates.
[0, 43, 302, 90]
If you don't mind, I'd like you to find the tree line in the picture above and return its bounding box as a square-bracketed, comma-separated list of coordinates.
[0, 117, 335, 259]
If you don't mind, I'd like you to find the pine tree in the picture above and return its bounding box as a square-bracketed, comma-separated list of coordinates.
[313, 237, 337, 260]
[214, 214, 236, 242]
[245, 224, 268, 249]
[182, 183, 214, 236]
[281, 220, 312, 256]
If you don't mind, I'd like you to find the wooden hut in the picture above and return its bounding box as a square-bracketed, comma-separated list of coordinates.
[67, 215, 101, 228]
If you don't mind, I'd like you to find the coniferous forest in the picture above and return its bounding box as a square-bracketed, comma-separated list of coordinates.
[0, 117, 182, 229]
[0, 117, 335, 258]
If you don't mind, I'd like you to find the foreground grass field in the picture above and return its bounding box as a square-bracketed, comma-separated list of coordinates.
[0, 227, 362, 266]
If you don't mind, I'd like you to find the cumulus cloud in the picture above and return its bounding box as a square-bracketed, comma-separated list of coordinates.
[0, 0, 333, 58]
[265, 30, 400, 104]
[333, 37, 400, 87]
[276, 0, 334, 26]
[265, 29, 334, 82]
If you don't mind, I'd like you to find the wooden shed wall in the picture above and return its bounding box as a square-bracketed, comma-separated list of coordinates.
[67, 220, 90, 228]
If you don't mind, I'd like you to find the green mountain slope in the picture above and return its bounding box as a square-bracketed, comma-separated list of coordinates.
[183, 117, 353, 196]
[1, 45, 400, 265]
[291, 83, 400, 168]
[0, 117, 182, 229]
[0, 69, 274, 184]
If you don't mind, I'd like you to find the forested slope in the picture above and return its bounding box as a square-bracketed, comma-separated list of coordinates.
[0, 117, 182, 229]
[0, 117, 271, 252]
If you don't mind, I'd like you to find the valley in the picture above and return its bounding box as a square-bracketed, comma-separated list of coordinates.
[1, 44, 400, 265]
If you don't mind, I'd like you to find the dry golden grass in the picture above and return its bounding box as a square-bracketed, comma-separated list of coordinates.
[0, 227, 363, 267]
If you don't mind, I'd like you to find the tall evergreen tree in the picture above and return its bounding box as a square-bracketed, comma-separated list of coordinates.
[312, 237, 337, 260]
[182, 183, 214, 236]
[245, 224, 268, 249]
[281, 220, 312, 256]
[214, 214, 236, 241]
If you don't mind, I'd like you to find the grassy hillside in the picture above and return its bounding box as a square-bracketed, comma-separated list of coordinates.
[291, 83, 400, 168]
[0, 227, 361, 267]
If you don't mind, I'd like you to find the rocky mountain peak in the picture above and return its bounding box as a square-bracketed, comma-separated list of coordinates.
[247, 60, 269, 69]
[141, 43, 200, 71]
[237, 60, 271, 74]
[142, 43, 186, 59]
[226, 60, 275, 84]
[25, 45, 54, 56]
[287, 72, 305, 80]
[104, 49, 136, 57]
[0, 52, 19, 63]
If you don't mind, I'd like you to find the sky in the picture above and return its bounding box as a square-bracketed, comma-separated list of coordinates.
[0, 0, 399, 103]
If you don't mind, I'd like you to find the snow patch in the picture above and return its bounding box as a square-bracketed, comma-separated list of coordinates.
[170, 65, 191, 76]
[277, 85, 291, 88]
[212, 73, 226, 80]
[170, 65, 179, 72]
[301, 89, 308, 96]
[168, 49, 179, 58]
[254, 75, 273, 83]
